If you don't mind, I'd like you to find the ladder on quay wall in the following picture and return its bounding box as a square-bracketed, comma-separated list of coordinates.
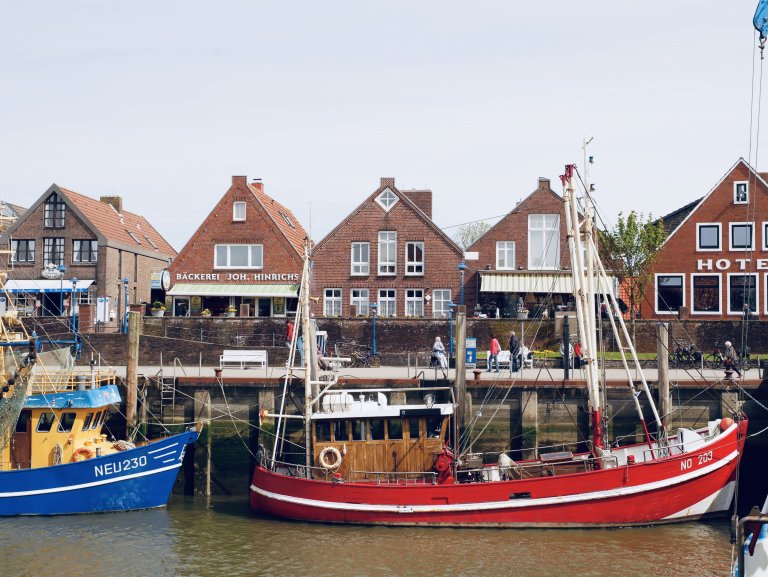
[158, 358, 186, 419]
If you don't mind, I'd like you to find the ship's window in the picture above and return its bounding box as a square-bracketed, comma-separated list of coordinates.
[408, 418, 420, 440]
[15, 414, 29, 433]
[331, 421, 345, 442]
[91, 411, 103, 429]
[428, 417, 442, 438]
[82, 413, 94, 431]
[315, 421, 331, 442]
[100, 409, 111, 427]
[370, 419, 385, 441]
[58, 412, 77, 433]
[387, 419, 402, 440]
[37, 413, 55, 433]
[352, 419, 366, 441]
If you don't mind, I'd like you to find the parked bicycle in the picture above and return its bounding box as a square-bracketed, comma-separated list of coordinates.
[668, 342, 700, 369]
[349, 347, 382, 368]
[705, 343, 751, 372]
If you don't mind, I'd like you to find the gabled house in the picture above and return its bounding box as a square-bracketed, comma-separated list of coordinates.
[167, 176, 308, 317]
[646, 158, 768, 320]
[465, 177, 573, 318]
[311, 177, 464, 318]
[0, 185, 175, 326]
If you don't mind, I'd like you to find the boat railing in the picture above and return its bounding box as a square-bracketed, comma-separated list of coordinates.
[347, 469, 439, 485]
[28, 368, 118, 394]
[317, 385, 455, 412]
[458, 452, 616, 479]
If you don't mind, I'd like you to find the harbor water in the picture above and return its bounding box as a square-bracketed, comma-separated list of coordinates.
[0, 496, 736, 577]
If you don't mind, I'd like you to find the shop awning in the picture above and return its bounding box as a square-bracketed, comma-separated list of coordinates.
[4, 279, 94, 293]
[480, 272, 618, 294]
[167, 283, 299, 297]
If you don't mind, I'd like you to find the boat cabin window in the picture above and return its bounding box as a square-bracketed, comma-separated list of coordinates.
[36, 413, 55, 433]
[15, 414, 29, 433]
[92, 411, 103, 429]
[387, 418, 402, 440]
[428, 416, 442, 438]
[315, 421, 331, 442]
[408, 418, 420, 440]
[82, 413, 94, 431]
[331, 421, 345, 442]
[370, 419, 385, 441]
[352, 420, 366, 441]
[58, 412, 77, 433]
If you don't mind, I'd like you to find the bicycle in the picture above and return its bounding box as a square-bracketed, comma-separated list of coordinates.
[668, 342, 700, 369]
[705, 343, 751, 372]
[349, 347, 381, 368]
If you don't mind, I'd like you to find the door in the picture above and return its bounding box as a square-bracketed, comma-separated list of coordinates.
[11, 410, 32, 469]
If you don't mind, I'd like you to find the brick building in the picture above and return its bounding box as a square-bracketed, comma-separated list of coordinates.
[166, 176, 307, 317]
[0, 184, 175, 327]
[465, 177, 575, 318]
[311, 177, 464, 318]
[646, 158, 768, 320]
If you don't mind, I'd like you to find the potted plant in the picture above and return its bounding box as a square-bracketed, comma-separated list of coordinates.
[150, 301, 166, 317]
[516, 303, 529, 320]
[226, 305, 237, 318]
[201, 308, 212, 317]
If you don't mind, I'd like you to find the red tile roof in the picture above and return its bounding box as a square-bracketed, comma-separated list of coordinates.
[247, 183, 308, 254]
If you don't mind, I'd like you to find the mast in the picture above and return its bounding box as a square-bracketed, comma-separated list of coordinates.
[300, 244, 313, 474]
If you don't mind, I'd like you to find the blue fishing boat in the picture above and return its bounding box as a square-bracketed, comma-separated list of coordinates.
[0, 320, 199, 515]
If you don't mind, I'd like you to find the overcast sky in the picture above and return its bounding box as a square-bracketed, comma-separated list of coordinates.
[0, 1, 763, 250]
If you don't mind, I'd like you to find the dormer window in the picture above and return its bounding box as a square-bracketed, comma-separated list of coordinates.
[376, 188, 398, 211]
[44, 193, 66, 228]
[734, 181, 749, 204]
[127, 231, 142, 245]
[233, 201, 246, 221]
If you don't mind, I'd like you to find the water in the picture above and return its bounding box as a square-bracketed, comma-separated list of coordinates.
[0, 496, 736, 577]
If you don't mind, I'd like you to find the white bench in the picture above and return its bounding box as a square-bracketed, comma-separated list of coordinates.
[220, 349, 267, 370]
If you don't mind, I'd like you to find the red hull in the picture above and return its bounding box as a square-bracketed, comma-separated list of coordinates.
[250, 420, 747, 527]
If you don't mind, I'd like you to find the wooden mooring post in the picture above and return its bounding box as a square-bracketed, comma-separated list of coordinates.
[125, 311, 141, 436]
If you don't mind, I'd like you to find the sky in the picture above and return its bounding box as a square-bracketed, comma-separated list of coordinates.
[0, 1, 764, 250]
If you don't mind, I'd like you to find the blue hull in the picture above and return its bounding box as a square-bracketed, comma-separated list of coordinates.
[0, 429, 199, 515]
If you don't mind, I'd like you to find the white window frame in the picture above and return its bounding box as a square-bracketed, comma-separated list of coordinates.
[734, 181, 749, 204]
[405, 289, 424, 317]
[727, 272, 758, 315]
[350, 242, 370, 276]
[73, 240, 98, 263]
[654, 273, 684, 315]
[432, 289, 451, 318]
[690, 273, 721, 315]
[324, 288, 342, 317]
[528, 214, 560, 270]
[375, 188, 399, 211]
[696, 223, 721, 252]
[496, 241, 515, 270]
[378, 231, 396, 275]
[729, 222, 754, 251]
[233, 201, 246, 221]
[405, 241, 424, 276]
[214, 244, 264, 269]
[350, 288, 369, 316]
[378, 289, 396, 317]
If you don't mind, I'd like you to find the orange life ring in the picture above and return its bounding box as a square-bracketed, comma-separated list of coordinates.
[72, 447, 95, 462]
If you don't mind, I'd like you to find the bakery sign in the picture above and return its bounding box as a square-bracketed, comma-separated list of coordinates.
[174, 272, 300, 282]
[697, 258, 768, 271]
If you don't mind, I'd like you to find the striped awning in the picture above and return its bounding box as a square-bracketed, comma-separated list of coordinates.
[167, 283, 299, 297]
[480, 272, 617, 294]
[4, 279, 94, 293]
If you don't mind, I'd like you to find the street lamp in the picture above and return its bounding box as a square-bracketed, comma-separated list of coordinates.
[457, 261, 467, 306]
[122, 278, 129, 334]
[57, 264, 66, 316]
[369, 302, 378, 355]
[447, 301, 457, 362]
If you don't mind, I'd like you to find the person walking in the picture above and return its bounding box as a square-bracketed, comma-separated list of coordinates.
[509, 331, 521, 372]
[723, 340, 741, 377]
[488, 334, 501, 372]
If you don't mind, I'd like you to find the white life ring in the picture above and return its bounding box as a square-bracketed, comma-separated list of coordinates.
[319, 446, 342, 470]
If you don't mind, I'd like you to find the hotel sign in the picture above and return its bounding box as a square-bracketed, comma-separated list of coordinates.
[175, 272, 300, 282]
[697, 258, 768, 271]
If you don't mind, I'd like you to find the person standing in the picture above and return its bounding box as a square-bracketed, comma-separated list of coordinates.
[285, 320, 294, 348]
[509, 331, 521, 372]
[488, 334, 500, 372]
[723, 340, 741, 377]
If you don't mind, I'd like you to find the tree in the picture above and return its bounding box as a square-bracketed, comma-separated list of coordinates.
[453, 221, 491, 251]
[599, 211, 666, 325]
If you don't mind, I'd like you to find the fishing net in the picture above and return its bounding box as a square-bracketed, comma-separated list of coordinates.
[0, 350, 32, 453]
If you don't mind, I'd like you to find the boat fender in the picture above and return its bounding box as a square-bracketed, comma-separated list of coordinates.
[498, 453, 517, 480]
[72, 447, 95, 462]
[720, 417, 734, 431]
[319, 446, 342, 470]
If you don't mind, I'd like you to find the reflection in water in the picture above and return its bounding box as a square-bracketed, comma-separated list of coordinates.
[0, 496, 735, 577]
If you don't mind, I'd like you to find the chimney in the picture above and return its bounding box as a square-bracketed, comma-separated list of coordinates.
[402, 189, 432, 219]
[232, 175, 247, 186]
[538, 177, 551, 190]
[249, 177, 263, 193]
[380, 177, 395, 188]
[100, 196, 122, 213]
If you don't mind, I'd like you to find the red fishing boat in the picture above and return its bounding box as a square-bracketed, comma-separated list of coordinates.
[250, 159, 747, 527]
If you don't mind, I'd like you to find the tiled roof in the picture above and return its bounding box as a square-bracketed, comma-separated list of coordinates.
[247, 183, 308, 254]
[59, 187, 176, 256]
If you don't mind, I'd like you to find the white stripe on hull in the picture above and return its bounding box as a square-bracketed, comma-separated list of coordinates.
[662, 480, 736, 520]
[251, 450, 738, 515]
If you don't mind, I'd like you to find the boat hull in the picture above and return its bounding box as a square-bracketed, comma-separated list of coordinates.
[250, 421, 746, 527]
[0, 429, 199, 516]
